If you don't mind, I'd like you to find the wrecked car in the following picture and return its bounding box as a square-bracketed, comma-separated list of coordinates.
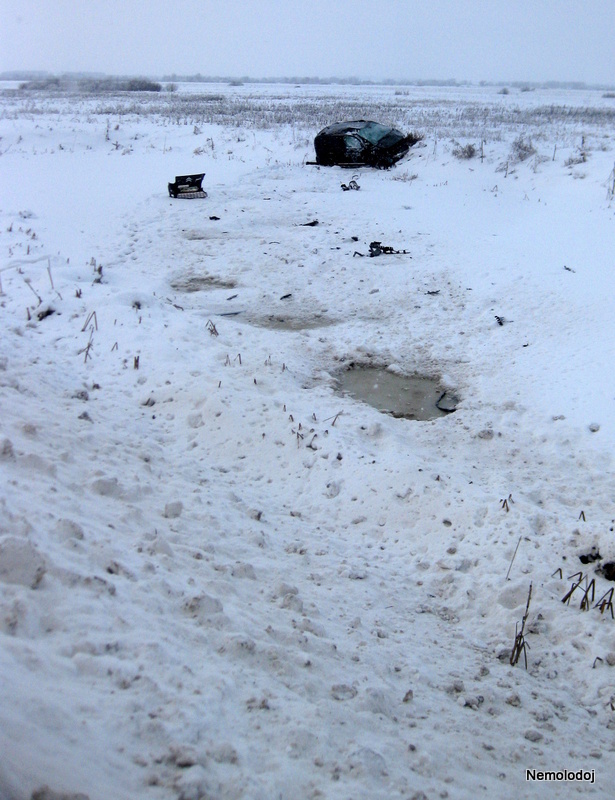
[313, 120, 419, 168]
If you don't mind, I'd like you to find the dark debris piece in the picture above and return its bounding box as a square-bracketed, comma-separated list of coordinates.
[435, 392, 459, 413]
[369, 241, 410, 257]
[168, 173, 207, 199]
[598, 561, 615, 581]
[352, 240, 412, 258]
[579, 548, 602, 565]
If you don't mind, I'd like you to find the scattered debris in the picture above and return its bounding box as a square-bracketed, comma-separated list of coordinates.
[299, 220, 319, 227]
[369, 241, 410, 257]
[353, 241, 411, 258]
[341, 180, 360, 191]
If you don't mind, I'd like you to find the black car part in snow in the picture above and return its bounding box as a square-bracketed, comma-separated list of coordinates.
[168, 173, 207, 198]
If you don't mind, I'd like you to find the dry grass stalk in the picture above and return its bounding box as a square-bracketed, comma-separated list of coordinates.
[580, 579, 596, 611]
[595, 588, 614, 618]
[81, 311, 98, 332]
[510, 583, 532, 668]
[505, 536, 522, 581]
[562, 571, 584, 605]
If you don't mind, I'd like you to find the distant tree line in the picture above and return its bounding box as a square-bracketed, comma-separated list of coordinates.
[15, 75, 162, 92]
[159, 74, 472, 87]
[3, 71, 613, 92]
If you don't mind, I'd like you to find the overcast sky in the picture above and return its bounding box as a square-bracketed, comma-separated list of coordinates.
[1, 0, 613, 84]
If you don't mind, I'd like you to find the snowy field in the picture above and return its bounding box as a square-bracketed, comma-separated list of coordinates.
[1, 81, 615, 799]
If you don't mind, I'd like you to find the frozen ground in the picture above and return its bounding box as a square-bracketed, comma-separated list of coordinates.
[1, 82, 615, 799]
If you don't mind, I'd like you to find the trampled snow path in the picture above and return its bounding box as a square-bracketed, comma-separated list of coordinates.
[1, 84, 615, 799]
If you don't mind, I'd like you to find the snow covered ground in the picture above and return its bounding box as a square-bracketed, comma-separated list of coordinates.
[1, 81, 615, 799]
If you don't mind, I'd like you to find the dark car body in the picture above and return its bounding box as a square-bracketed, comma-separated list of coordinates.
[314, 120, 416, 168]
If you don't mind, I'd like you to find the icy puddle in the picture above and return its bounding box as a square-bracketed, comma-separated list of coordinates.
[170, 273, 236, 292]
[336, 366, 457, 420]
[245, 313, 338, 330]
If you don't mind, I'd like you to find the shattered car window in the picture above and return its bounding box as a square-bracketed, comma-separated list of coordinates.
[355, 122, 394, 145]
[344, 135, 363, 153]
